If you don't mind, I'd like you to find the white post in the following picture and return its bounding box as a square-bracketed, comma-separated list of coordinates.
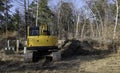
[5, 47, 7, 50]
[24, 40, 27, 54]
[16, 40, 19, 53]
[12, 47, 15, 51]
[24, 47, 27, 54]
[7, 40, 10, 47]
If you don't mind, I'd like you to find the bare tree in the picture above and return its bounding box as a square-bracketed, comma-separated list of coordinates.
[113, 0, 119, 39]
[85, 0, 102, 38]
[75, 13, 80, 39]
[81, 11, 87, 39]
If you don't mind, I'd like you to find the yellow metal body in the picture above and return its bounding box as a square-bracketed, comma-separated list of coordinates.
[27, 36, 58, 47]
[27, 24, 58, 48]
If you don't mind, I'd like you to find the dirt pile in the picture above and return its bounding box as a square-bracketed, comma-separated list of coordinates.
[61, 39, 115, 58]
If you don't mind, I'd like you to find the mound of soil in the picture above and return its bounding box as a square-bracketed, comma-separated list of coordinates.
[61, 39, 114, 58]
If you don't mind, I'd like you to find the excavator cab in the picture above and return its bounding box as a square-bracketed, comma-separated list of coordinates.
[28, 24, 50, 36]
[29, 26, 39, 36]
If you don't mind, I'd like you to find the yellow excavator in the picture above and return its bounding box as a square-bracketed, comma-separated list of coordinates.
[24, 0, 61, 63]
[24, 24, 61, 62]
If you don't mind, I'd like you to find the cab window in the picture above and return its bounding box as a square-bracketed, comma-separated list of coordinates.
[29, 27, 39, 36]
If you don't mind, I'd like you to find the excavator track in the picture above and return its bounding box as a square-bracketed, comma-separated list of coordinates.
[24, 50, 61, 66]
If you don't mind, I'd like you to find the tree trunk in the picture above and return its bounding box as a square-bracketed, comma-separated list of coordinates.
[85, 1, 101, 38]
[24, 0, 27, 26]
[113, 0, 119, 39]
[75, 14, 80, 39]
[36, 0, 39, 26]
